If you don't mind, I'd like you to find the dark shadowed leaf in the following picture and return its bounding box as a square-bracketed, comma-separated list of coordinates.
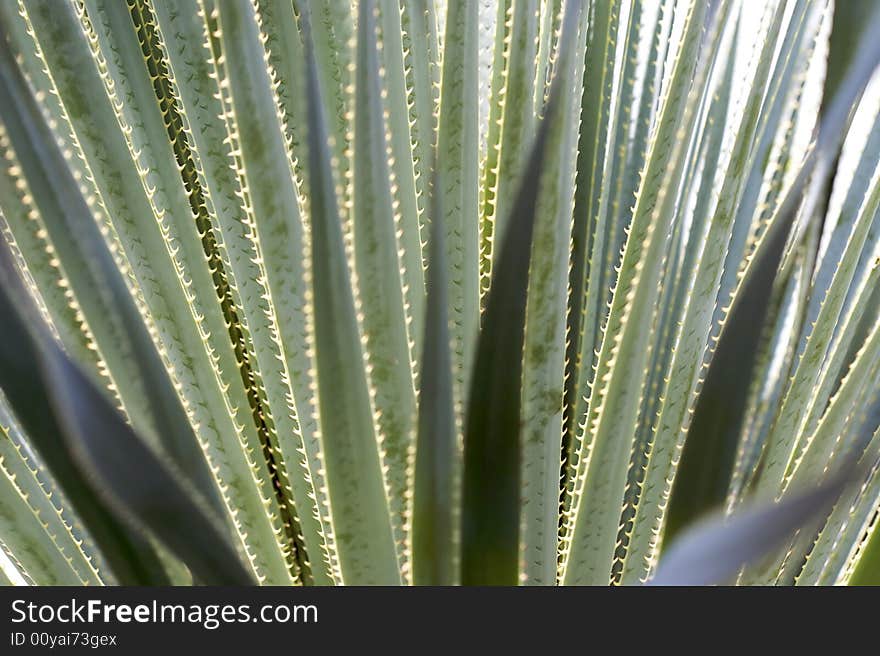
[0, 249, 168, 585]
[665, 5, 880, 541]
[663, 162, 816, 540]
[653, 460, 857, 585]
[412, 173, 456, 586]
[38, 347, 254, 585]
[821, 0, 878, 117]
[0, 22, 221, 513]
[0, 244, 253, 585]
[460, 95, 558, 585]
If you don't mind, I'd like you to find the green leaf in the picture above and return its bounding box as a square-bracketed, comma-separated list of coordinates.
[0, 551, 20, 585]
[0, 127, 102, 385]
[850, 526, 880, 585]
[564, 0, 622, 454]
[301, 0, 355, 231]
[714, 0, 819, 339]
[478, 0, 512, 301]
[400, 0, 440, 261]
[152, 0, 335, 584]
[662, 166, 813, 541]
[377, 0, 427, 354]
[302, 10, 400, 585]
[519, 0, 586, 586]
[800, 101, 880, 358]
[0, 246, 253, 585]
[40, 346, 254, 586]
[0, 392, 103, 585]
[0, 2, 196, 478]
[437, 0, 481, 418]
[17, 0, 293, 582]
[821, 0, 878, 117]
[797, 425, 880, 585]
[771, 363, 880, 585]
[664, 3, 880, 544]
[461, 91, 558, 587]
[757, 154, 880, 497]
[412, 175, 456, 586]
[727, 243, 815, 506]
[352, 0, 418, 575]
[622, 0, 799, 582]
[252, 0, 308, 179]
[651, 458, 858, 586]
[562, 0, 723, 585]
[0, 248, 168, 585]
[849, 442, 880, 586]
[483, 0, 541, 278]
[785, 313, 880, 495]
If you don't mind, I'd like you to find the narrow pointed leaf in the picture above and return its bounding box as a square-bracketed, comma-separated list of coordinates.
[652, 460, 857, 586]
[460, 94, 558, 586]
[353, 0, 418, 569]
[302, 12, 400, 585]
[0, 250, 168, 585]
[665, 7, 880, 540]
[412, 177, 456, 586]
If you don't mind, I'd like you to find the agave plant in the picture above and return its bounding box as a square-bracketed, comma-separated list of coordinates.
[0, 0, 879, 588]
